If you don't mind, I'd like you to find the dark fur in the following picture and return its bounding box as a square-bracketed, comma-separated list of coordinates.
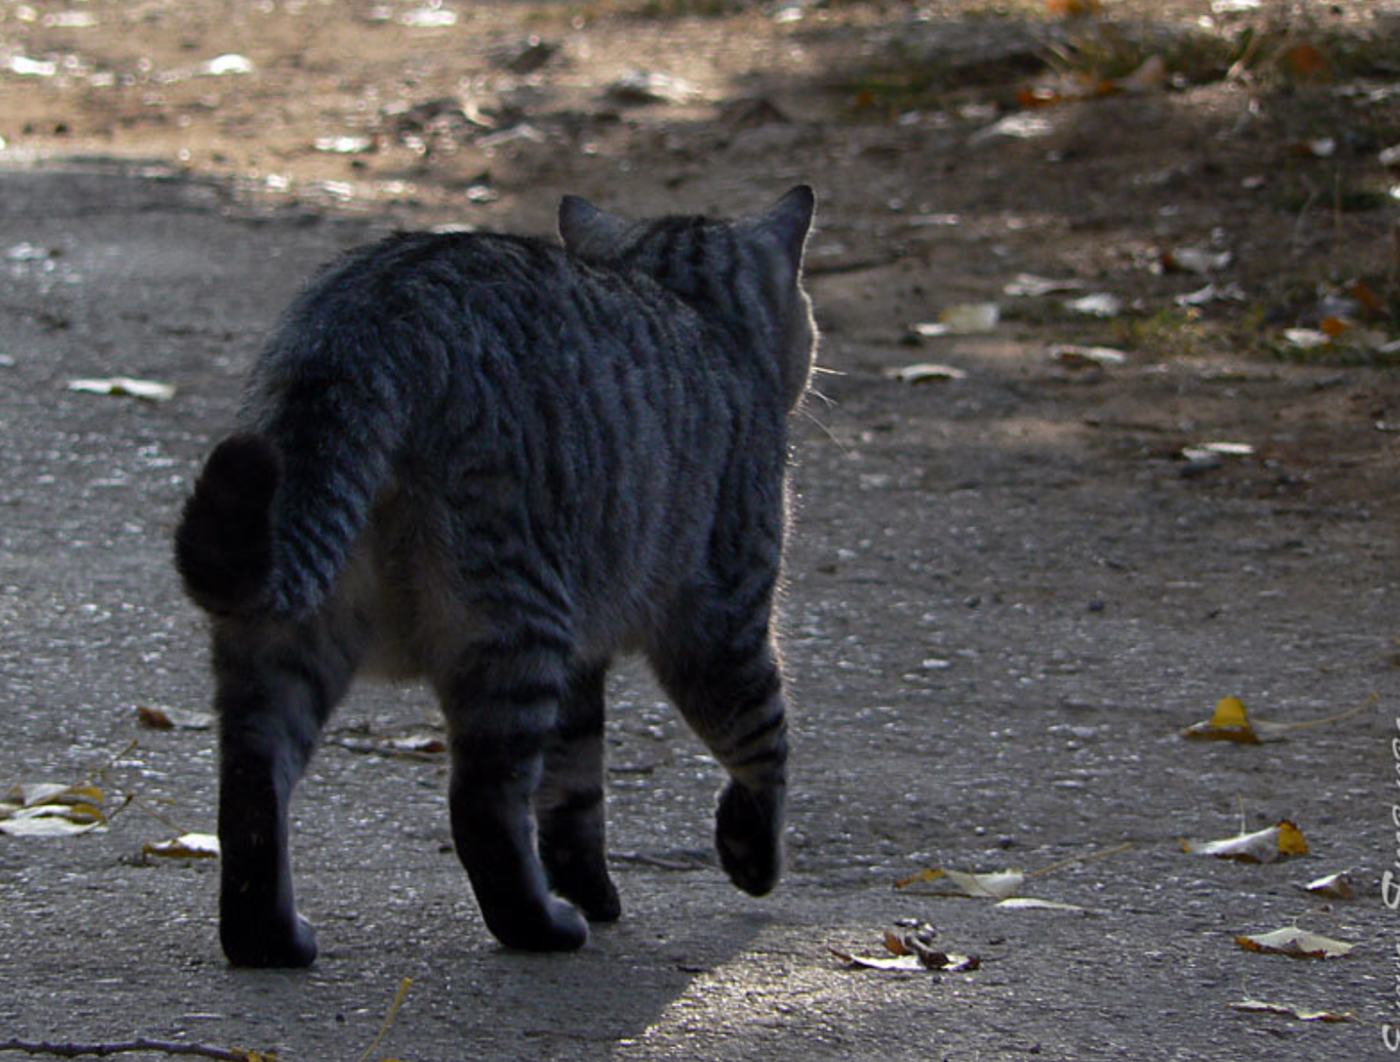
[175, 187, 817, 966]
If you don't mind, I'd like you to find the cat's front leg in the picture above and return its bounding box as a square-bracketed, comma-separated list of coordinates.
[441, 640, 589, 951]
[651, 623, 788, 897]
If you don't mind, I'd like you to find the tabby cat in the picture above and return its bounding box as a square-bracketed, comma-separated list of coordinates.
[174, 186, 817, 967]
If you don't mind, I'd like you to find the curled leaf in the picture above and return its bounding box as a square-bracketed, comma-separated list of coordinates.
[1236, 926, 1353, 959]
[1182, 696, 1260, 743]
[995, 897, 1087, 912]
[68, 377, 176, 402]
[1049, 344, 1127, 368]
[1230, 998, 1353, 1022]
[896, 867, 1025, 900]
[143, 832, 221, 860]
[1183, 820, 1308, 863]
[1298, 871, 1353, 900]
[886, 362, 968, 384]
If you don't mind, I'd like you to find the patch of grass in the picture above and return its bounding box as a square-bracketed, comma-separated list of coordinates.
[1112, 307, 1215, 360]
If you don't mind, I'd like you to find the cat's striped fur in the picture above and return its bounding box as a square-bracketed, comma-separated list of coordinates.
[175, 187, 816, 966]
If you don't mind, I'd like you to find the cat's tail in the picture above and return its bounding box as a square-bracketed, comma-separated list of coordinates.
[174, 434, 285, 618]
[175, 429, 382, 621]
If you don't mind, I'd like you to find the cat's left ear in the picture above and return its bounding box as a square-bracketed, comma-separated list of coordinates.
[755, 185, 816, 264]
[558, 195, 630, 255]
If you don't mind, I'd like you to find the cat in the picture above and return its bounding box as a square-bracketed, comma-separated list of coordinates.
[174, 185, 817, 967]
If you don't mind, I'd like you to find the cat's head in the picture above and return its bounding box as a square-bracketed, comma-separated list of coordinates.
[557, 187, 818, 410]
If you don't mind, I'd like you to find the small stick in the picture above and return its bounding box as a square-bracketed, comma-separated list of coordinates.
[355, 978, 412, 1062]
[0, 1036, 263, 1060]
[1023, 841, 1133, 881]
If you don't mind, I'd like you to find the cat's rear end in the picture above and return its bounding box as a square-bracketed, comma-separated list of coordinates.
[175, 187, 816, 967]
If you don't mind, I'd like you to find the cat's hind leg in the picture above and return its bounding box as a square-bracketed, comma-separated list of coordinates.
[535, 662, 620, 923]
[212, 620, 360, 967]
[439, 631, 589, 951]
[649, 602, 788, 898]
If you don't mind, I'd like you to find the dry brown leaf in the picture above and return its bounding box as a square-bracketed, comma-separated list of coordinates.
[1236, 926, 1353, 959]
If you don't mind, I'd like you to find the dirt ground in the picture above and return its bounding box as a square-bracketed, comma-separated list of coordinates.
[0, 1, 1398, 1060]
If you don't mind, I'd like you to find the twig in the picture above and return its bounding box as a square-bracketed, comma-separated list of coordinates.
[1023, 841, 1133, 881]
[355, 978, 412, 1062]
[0, 1037, 266, 1060]
[1263, 692, 1378, 733]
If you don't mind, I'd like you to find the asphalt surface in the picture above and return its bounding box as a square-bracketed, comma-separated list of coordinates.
[0, 164, 1393, 1061]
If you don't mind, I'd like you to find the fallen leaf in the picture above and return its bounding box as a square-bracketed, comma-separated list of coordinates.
[143, 832, 221, 860]
[912, 302, 1000, 336]
[1182, 695, 1261, 743]
[1181, 441, 1255, 464]
[606, 69, 702, 106]
[1049, 344, 1127, 368]
[68, 377, 176, 402]
[1064, 293, 1123, 317]
[896, 867, 1026, 900]
[1282, 327, 1330, 349]
[1230, 998, 1354, 1022]
[136, 704, 215, 730]
[313, 135, 375, 155]
[1004, 273, 1084, 297]
[1299, 871, 1353, 900]
[995, 897, 1087, 912]
[1184, 820, 1308, 863]
[829, 947, 929, 972]
[1285, 42, 1331, 80]
[1185, 693, 1375, 744]
[327, 727, 448, 760]
[1175, 282, 1247, 307]
[0, 810, 104, 837]
[1163, 247, 1233, 275]
[886, 363, 968, 384]
[1236, 926, 1353, 959]
[831, 936, 979, 973]
[200, 53, 255, 77]
[399, 6, 458, 27]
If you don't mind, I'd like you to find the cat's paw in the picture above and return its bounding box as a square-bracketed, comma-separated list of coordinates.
[487, 895, 589, 952]
[715, 780, 783, 897]
[542, 849, 622, 923]
[221, 910, 318, 968]
[561, 875, 621, 924]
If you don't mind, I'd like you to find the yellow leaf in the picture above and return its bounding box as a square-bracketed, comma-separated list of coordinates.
[1236, 926, 1354, 959]
[1182, 696, 1260, 743]
[1184, 820, 1308, 862]
[894, 867, 944, 889]
[1276, 820, 1308, 857]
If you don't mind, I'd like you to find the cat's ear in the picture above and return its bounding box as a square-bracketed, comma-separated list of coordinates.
[558, 195, 629, 255]
[756, 185, 815, 264]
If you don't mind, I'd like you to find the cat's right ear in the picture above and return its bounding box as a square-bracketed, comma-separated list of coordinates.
[558, 195, 629, 256]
